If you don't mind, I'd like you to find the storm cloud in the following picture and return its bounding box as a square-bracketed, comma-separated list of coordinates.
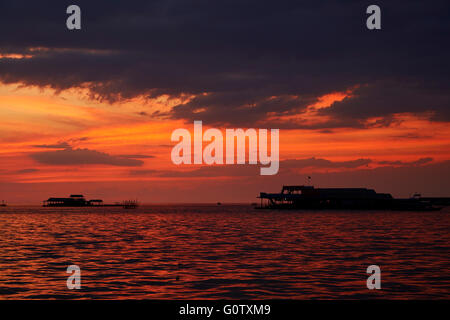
[0, 0, 449, 127]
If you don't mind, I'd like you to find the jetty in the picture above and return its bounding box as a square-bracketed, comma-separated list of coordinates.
[43, 195, 139, 209]
[257, 185, 445, 211]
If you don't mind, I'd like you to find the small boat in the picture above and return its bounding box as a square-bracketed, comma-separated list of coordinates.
[0, 200, 7, 207]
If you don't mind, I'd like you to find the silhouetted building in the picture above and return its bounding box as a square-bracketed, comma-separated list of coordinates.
[258, 185, 441, 211]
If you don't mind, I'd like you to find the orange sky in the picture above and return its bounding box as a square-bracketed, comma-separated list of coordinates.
[1, 83, 450, 203]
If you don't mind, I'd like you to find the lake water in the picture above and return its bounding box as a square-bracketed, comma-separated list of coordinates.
[0, 205, 449, 299]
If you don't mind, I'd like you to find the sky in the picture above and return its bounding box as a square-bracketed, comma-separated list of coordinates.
[0, 0, 450, 204]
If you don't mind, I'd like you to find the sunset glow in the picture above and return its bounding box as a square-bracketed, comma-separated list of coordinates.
[1, 82, 449, 203]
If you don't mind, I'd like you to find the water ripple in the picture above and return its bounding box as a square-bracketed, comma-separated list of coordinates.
[0, 205, 449, 299]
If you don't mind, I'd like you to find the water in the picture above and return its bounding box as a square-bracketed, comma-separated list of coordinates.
[0, 205, 449, 299]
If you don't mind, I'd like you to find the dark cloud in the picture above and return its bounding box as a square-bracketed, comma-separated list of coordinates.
[0, 1, 449, 127]
[32, 137, 90, 149]
[170, 93, 316, 127]
[67, 137, 89, 143]
[117, 154, 155, 159]
[282, 157, 372, 169]
[130, 165, 260, 177]
[320, 83, 450, 124]
[129, 157, 371, 177]
[390, 133, 433, 140]
[378, 157, 433, 166]
[32, 142, 71, 149]
[30, 148, 144, 166]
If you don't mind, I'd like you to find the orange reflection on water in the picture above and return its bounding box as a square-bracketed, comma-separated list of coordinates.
[0, 205, 449, 299]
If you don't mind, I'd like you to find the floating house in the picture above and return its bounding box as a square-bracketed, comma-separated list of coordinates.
[43, 195, 103, 207]
[257, 185, 443, 211]
[43, 194, 138, 208]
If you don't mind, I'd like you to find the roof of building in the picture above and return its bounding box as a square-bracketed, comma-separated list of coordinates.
[46, 197, 82, 201]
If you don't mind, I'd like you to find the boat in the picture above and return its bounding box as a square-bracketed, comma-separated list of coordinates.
[0, 200, 6, 207]
[257, 185, 443, 211]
